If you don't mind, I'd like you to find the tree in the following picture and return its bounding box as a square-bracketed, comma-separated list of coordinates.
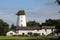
[27, 32, 32, 36]
[33, 33, 40, 36]
[41, 19, 53, 26]
[41, 19, 60, 26]
[0, 19, 9, 35]
[41, 19, 60, 34]
[27, 21, 41, 27]
[56, 0, 60, 5]
[10, 24, 16, 30]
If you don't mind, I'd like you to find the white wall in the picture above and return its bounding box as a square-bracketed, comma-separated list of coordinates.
[6, 31, 16, 36]
[6, 29, 55, 36]
[17, 29, 55, 36]
[18, 15, 26, 27]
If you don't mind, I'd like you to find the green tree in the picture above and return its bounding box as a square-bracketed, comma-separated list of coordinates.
[27, 32, 32, 36]
[56, 0, 60, 5]
[41, 19, 53, 26]
[27, 21, 41, 27]
[41, 19, 60, 26]
[41, 19, 60, 34]
[0, 19, 9, 35]
[10, 24, 16, 30]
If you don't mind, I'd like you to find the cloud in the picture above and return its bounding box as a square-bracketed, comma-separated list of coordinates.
[0, 13, 17, 26]
[0, 5, 60, 26]
[26, 5, 60, 23]
[0, 0, 60, 25]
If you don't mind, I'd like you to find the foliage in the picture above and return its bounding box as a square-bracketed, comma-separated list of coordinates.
[33, 33, 40, 36]
[41, 19, 60, 34]
[0, 19, 9, 35]
[10, 24, 16, 30]
[55, 29, 60, 34]
[56, 0, 60, 5]
[27, 21, 41, 27]
[17, 10, 25, 15]
[41, 19, 60, 26]
[0, 36, 58, 40]
[27, 32, 32, 36]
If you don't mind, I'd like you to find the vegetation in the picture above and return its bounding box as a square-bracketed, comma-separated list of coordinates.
[0, 19, 9, 36]
[0, 18, 60, 36]
[27, 21, 41, 27]
[33, 33, 40, 36]
[17, 10, 25, 15]
[27, 32, 32, 36]
[41, 19, 60, 34]
[56, 0, 60, 5]
[10, 24, 16, 30]
[0, 36, 58, 40]
[41, 19, 60, 26]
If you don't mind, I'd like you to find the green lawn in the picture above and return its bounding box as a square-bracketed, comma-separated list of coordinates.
[0, 36, 58, 40]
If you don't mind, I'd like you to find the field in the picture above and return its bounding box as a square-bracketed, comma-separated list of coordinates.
[0, 36, 58, 40]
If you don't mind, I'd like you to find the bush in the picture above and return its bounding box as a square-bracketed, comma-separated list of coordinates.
[27, 32, 33, 36]
[33, 33, 40, 36]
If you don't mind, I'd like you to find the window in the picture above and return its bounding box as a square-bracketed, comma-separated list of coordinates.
[27, 32, 32, 36]
[21, 20, 23, 22]
[45, 29, 47, 32]
[10, 33, 13, 35]
[22, 33, 25, 35]
[21, 24, 23, 27]
[37, 29, 39, 31]
[21, 16, 23, 18]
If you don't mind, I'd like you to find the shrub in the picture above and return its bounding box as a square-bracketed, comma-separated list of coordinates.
[33, 33, 40, 36]
[27, 32, 32, 36]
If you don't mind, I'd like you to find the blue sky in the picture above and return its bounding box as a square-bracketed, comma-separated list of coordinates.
[0, 0, 60, 26]
[0, 0, 45, 9]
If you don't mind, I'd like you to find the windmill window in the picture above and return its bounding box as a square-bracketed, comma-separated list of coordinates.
[21, 16, 23, 18]
[21, 24, 23, 27]
[21, 20, 23, 22]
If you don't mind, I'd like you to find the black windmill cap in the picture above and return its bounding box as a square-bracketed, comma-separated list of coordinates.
[17, 10, 25, 15]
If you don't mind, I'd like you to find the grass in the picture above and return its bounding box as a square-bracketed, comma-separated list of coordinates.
[0, 36, 29, 39]
[0, 36, 58, 40]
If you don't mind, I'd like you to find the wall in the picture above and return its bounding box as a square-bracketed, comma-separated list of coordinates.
[18, 15, 26, 27]
[6, 31, 16, 36]
[6, 29, 55, 36]
[17, 29, 55, 36]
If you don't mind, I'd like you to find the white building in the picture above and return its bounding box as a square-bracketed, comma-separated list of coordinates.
[6, 10, 56, 36]
[6, 31, 16, 36]
[6, 26, 56, 36]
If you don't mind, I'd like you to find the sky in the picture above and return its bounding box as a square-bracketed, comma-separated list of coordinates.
[0, 0, 60, 26]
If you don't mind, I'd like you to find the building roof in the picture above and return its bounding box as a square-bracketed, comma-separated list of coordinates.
[15, 27, 42, 30]
[16, 10, 25, 15]
[14, 26, 55, 30]
[42, 26, 55, 29]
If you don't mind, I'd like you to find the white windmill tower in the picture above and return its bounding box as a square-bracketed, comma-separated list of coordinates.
[16, 10, 27, 27]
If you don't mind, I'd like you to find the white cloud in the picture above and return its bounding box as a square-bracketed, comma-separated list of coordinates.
[0, 13, 17, 26]
[0, 0, 60, 26]
[26, 5, 60, 23]
[0, 5, 60, 26]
